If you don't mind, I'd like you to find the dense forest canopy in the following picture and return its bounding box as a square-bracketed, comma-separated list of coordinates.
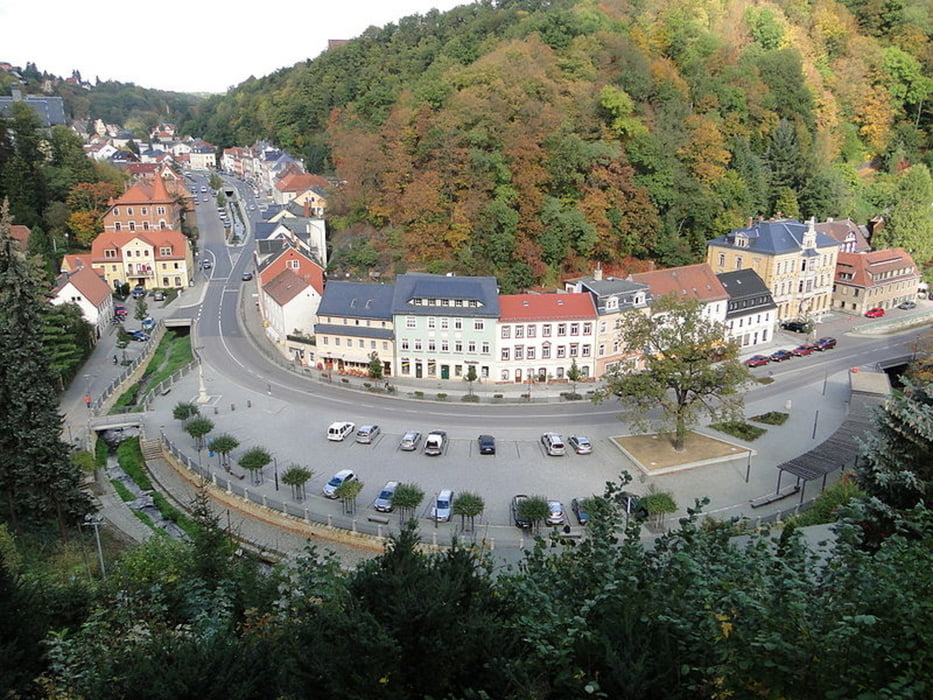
[188, 0, 931, 288]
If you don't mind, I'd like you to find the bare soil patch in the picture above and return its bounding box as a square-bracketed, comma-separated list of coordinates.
[613, 432, 747, 473]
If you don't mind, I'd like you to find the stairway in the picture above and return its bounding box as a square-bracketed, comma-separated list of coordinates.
[141, 438, 163, 461]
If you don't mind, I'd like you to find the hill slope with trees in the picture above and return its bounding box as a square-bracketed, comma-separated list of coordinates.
[192, 0, 931, 289]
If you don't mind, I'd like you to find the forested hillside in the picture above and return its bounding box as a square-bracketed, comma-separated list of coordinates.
[192, 0, 931, 289]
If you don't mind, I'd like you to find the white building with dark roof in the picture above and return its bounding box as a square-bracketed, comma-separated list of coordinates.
[717, 269, 778, 349]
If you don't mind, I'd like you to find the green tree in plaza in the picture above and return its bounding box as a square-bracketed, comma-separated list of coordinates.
[452, 491, 484, 532]
[565, 357, 582, 397]
[517, 495, 549, 533]
[335, 478, 363, 515]
[0, 202, 92, 531]
[172, 401, 199, 426]
[366, 351, 383, 380]
[239, 446, 272, 485]
[464, 363, 478, 397]
[598, 295, 751, 451]
[184, 416, 214, 451]
[391, 482, 424, 525]
[134, 296, 148, 323]
[281, 464, 314, 501]
[208, 433, 239, 470]
[208, 173, 223, 191]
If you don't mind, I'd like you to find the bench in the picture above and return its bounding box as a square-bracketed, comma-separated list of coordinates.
[750, 484, 800, 508]
[367, 515, 390, 525]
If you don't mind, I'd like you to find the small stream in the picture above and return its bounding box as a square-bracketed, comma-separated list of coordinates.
[101, 428, 187, 540]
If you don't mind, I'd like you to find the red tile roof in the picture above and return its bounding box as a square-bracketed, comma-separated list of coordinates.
[835, 248, 919, 288]
[90, 230, 189, 261]
[275, 172, 329, 193]
[262, 268, 311, 306]
[9, 225, 30, 250]
[258, 247, 325, 294]
[55, 266, 112, 306]
[499, 293, 596, 321]
[630, 263, 728, 302]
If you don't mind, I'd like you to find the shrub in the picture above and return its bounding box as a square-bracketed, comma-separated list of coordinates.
[711, 421, 767, 441]
[784, 475, 865, 527]
[413, 391, 424, 399]
[436, 393, 448, 400]
[561, 392, 583, 401]
[462, 393, 480, 402]
[751, 411, 789, 425]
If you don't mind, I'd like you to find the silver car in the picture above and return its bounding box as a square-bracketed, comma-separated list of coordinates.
[399, 431, 421, 451]
[547, 500, 565, 526]
[431, 489, 454, 522]
[356, 424, 381, 444]
[373, 480, 398, 512]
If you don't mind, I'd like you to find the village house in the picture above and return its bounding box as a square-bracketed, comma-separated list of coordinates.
[315, 281, 395, 376]
[832, 248, 921, 315]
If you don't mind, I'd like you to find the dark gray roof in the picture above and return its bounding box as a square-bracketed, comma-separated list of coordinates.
[717, 269, 776, 318]
[313, 323, 394, 340]
[0, 95, 66, 126]
[392, 273, 500, 317]
[253, 222, 278, 240]
[262, 204, 286, 219]
[317, 281, 395, 321]
[709, 219, 839, 255]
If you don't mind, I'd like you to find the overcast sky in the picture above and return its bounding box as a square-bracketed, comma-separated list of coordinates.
[1, 0, 468, 94]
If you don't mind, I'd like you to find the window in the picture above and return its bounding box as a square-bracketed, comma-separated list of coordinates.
[557, 324, 567, 336]
[160, 246, 172, 256]
[440, 318, 449, 330]
[582, 322, 592, 335]
[441, 340, 449, 352]
[569, 344, 579, 357]
[370, 341, 376, 349]
[143, 222, 150, 230]
[582, 345, 591, 357]
[473, 320, 484, 331]
[735, 256, 743, 270]
[501, 326, 511, 339]
[358, 340, 364, 348]
[481, 341, 489, 353]
[501, 370, 509, 380]
[427, 317, 436, 329]
[468, 341, 476, 353]
[105, 249, 117, 258]
[414, 339, 422, 351]
[527, 347, 536, 360]
[570, 323, 579, 336]
[542, 344, 551, 359]
[113, 207, 120, 216]
[335, 338, 341, 346]
[129, 222, 136, 231]
[542, 324, 551, 337]
[428, 340, 436, 351]
[406, 316, 416, 329]
[287, 259, 299, 270]
[383, 342, 388, 351]
[527, 325, 536, 338]
[515, 346, 524, 360]
[401, 359, 411, 375]
[515, 325, 524, 338]
[127, 207, 133, 215]
[156, 206, 166, 215]
[501, 349, 510, 361]
[599, 321, 606, 334]
[598, 343, 605, 356]
[454, 319, 462, 330]
[455, 341, 463, 352]
[718, 253, 725, 267]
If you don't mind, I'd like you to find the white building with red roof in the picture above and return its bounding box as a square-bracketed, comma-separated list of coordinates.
[832, 248, 921, 315]
[51, 266, 115, 339]
[496, 293, 598, 385]
[257, 246, 326, 352]
[630, 263, 729, 325]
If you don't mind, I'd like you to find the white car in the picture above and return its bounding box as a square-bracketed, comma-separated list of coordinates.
[431, 489, 454, 522]
[322, 469, 355, 498]
[546, 500, 566, 526]
[327, 421, 355, 441]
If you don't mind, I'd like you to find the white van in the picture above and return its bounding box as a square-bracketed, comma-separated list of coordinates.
[327, 421, 355, 441]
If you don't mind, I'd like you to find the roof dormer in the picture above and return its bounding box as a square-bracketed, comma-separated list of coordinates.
[803, 217, 817, 250]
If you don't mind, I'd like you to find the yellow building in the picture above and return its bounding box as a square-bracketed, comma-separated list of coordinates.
[706, 218, 840, 322]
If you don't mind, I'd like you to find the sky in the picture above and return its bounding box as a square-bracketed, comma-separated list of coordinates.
[1, 0, 468, 94]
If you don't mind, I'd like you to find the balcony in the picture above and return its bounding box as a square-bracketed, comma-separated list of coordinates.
[126, 266, 154, 279]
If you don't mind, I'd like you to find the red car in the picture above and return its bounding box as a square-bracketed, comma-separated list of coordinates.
[792, 344, 816, 356]
[865, 307, 885, 318]
[745, 354, 771, 367]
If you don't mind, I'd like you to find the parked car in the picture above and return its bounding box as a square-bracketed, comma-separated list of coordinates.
[152, 290, 165, 302]
[128, 330, 150, 342]
[200, 259, 212, 269]
[131, 286, 146, 299]
[431, 489, 454, 522]
[477, 434, 496, 455]
[780, 320, 811, 333]
[540, 432, 566, 456]
[898, 300, 917, 310]
[326, 421, 355, 441]
[814, 337, 837, 351]
[399, 431, 421, 451]
[745, 354, 771, 367]
[865, 307, 885, 318]
[567, 435, 593, 455]
[570, 497, 591, 525]
[355, 424, 381, 444]
[791, 344, 816, 356]
[511, 494, 531, 529]
[114, 305, 127, 318]
[424, 430, 447, 456]
[322, 469, 355, 498]
[546, 500, 566, 526]
[769, 349, 794, 362]
[241, 271, 253, 281]
[373, 480, 398, 512]
[141, 317, 155, 331]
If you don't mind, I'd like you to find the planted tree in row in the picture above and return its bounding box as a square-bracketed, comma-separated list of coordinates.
[452, 491, 484, 532]
[282, 464, 314, 501]
[208, 433, 239, 471]
[392, 483, 424, 525]
[240, 446, 272, 486]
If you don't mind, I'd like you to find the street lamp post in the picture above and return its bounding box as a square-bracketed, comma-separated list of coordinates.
[83, 514, 106, 579]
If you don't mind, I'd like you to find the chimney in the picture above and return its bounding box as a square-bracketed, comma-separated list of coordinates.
[303, 199, 311, 217]
[593, 263, 603, 281]
[747, 217, 753, 228]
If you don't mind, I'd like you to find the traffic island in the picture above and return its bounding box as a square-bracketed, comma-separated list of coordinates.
[612, 432, 755, 476]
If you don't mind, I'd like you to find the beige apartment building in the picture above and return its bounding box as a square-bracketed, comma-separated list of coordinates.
[833, 248, 921, 315]
[706, 218, 840, 322]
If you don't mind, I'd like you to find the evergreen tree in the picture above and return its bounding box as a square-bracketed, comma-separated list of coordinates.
[1, 103, 47, 228]
[0, 202, 92, 531]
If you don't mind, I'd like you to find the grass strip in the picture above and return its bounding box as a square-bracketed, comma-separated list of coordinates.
[110, 479, 135, 502]
[751, 411, 789, 425]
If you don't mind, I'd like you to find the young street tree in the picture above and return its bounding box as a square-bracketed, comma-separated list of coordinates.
[392, 482, 424, 525]
[598, 295, 751, 451]
[185, 416, 214, 451]
[367, 351, 384, 380]
[452, 491, 485, 532]
[239, 446, 272, 485]
[208, 433, 239, 471]
[281, 464, 314, 501]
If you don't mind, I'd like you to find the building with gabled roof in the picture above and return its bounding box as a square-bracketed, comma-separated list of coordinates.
[103, 174, 184, 234]
[315, 281, 396, 375]
[90, 228, 194, 291]
[706, 218, 840, 322]
[717, 269, 777, 349]
[815, 218, 870, 254]
[51, 266, 115, 339]
[496, 293, 597, 384]
[256, 246, 326, 356]
[833, 248, 921, 315]
[630, 262, 729, 325]
[392, 273, 499, 382]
